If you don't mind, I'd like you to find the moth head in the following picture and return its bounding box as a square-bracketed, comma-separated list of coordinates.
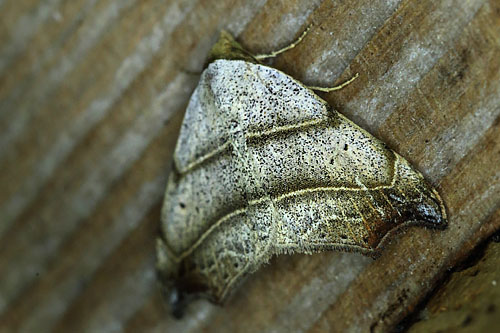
[205, 30, 257, 67]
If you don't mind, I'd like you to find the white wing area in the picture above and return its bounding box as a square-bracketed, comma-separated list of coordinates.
[174, 60, 328, 172]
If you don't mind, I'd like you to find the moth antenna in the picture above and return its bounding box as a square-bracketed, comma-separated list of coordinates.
[254, 24, 312, 60]
[308, 72, 359, 92]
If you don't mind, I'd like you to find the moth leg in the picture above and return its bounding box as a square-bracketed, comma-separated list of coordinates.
[308, 72, 359, 92]
[254, 24, 311, 60]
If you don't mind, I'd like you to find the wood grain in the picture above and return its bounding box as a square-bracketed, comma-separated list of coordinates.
[0, 0, 499, 332]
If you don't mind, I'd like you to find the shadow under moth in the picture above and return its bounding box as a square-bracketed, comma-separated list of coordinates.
[156, 27, 447, 317]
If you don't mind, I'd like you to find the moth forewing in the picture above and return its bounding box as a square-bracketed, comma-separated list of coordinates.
[156, 28, 447, 316]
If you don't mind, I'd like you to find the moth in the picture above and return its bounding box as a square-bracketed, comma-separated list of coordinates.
[156, 27, 447, 317]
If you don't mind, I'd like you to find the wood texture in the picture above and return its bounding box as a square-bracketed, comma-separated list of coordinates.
[0, 0, 499, 332]
[408, 233, 500, 332]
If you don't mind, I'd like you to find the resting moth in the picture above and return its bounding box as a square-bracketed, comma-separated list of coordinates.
[156, 27, 447, 317]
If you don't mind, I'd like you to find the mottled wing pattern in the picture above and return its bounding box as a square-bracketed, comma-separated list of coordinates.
[156, 60, 446, 303]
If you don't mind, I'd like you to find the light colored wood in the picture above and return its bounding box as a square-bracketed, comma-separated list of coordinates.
[0, 0, 499, 332]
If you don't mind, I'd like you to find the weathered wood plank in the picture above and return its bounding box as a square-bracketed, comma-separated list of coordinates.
[408, 229, 500, 333]
[0, 0, 499, 332]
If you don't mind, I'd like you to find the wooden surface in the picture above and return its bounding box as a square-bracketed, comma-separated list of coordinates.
[408, 233, 500, 333]
[1, 0, 499, 332]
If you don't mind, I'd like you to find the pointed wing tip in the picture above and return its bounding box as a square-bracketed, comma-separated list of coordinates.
[414, 187, 448, 230]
